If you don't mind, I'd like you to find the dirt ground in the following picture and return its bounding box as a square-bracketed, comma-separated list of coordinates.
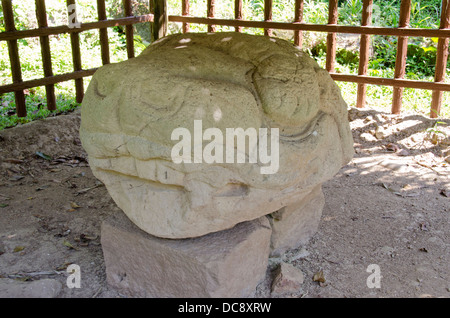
[0, 106, 449, 298]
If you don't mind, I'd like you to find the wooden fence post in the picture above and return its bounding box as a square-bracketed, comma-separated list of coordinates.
[326, 0, 338, 73]
[67, 0, 84, 104]
[123, 0, 135, 58]
[151, 0, 167, 41]
[430, 0, 450, 118]
[36, 0, 56, 111]
[182, 0, 190, 33]
[235, 0, 243, 33]
[2, 0, 27, 117]
[35, 0, 56, 111]
[356, 0, 373, 108]
[264, 0, 273, 36]
[294, 0, 304, 48]
[207, 0, 216, 32]
[97, 0, 110, 65]
[391, 0, 412, 114]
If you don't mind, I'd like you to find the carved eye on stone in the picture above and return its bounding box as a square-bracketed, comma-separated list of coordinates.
[127, 81, 186, 121]
[92, 78, 107, 99]
[274, 111, 324, 143]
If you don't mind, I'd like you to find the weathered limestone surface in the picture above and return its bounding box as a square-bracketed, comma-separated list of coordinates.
[0, 278, 62, 298]
[268, 184, 325, 257]
[101, 211, 272, 298]
[271, 262, 304, 296]
[80, 32, 354, 239]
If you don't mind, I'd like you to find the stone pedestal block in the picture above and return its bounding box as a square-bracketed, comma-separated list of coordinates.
[101, 212, 272, 298]
[268, 185, 325, 257]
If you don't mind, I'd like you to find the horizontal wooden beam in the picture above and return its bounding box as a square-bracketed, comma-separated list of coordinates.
[2, 15, 448, 42]
[330, 73, 450, 91]
[168, 16, 450, 38]
[0, 68, 98, 94]
[0, 14, 154, 41]
[1, 69, 449, 97]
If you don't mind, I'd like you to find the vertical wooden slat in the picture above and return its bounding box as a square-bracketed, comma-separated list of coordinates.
[356, 0, 373, 108]
[149, 0, 154, 13]
[326, 0, 338, 73]
[123, 0, 134, 58]
[67, 0, 84, 104]
[182, 0, 190, 33]
[391, 0, 412, 114]
[235, 0, 243, 33]
[97, 0, 110, 65]
[152, 0, 167, 41]
[430, 0, 450, 118]
[2, 0, 27, 117]
[36, 0, 56, 111]
[207, 0, 216, 32]
[294, 0, 304, 47]
[264, 0, 273, 36]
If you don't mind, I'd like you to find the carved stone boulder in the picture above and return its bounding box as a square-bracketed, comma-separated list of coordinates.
[80, 32, 353, 239]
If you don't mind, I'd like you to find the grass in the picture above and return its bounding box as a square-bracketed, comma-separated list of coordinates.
[0, 0, 448, 130]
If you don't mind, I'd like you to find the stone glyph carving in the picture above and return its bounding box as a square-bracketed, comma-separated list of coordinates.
[80, 32, 354, 239]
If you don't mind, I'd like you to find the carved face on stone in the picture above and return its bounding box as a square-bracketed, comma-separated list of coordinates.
[80, 32, 354, 239]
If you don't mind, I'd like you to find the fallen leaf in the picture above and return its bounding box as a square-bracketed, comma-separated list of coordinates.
[35, 151, 52, 161]
[51, 157, 69, 164]
[62, 240, 78, 250]
[380, 183, 401, 196]
[75, 233, 97, 246]
[70, 202, 82, 209]
[75, 183, 103, 195]
[13, 246, 25, 253]
[385, 143, 399, 152]
[55, 262, 72, 271]
[431, 133, 439, 145]
[313, 271, 326, 283]
[82, 234, 97, 241]
[4, 158, 24, 164]
[0, 203, 8, 208]
[8, 175, 24, 181]
[36, 185, 50, 191]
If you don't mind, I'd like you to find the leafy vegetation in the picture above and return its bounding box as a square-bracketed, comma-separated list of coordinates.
[0, 0, 448, 130]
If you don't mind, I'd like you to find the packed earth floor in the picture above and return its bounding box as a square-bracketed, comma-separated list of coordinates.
[0, 107, 449, 298]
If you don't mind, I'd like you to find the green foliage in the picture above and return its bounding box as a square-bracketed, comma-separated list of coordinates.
[338, 0, 363, 26]
[0, 90, 80, 130]
[406, 42, 438, 78]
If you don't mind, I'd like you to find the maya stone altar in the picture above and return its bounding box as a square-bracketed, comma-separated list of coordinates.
[80, 32, 354, 297]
